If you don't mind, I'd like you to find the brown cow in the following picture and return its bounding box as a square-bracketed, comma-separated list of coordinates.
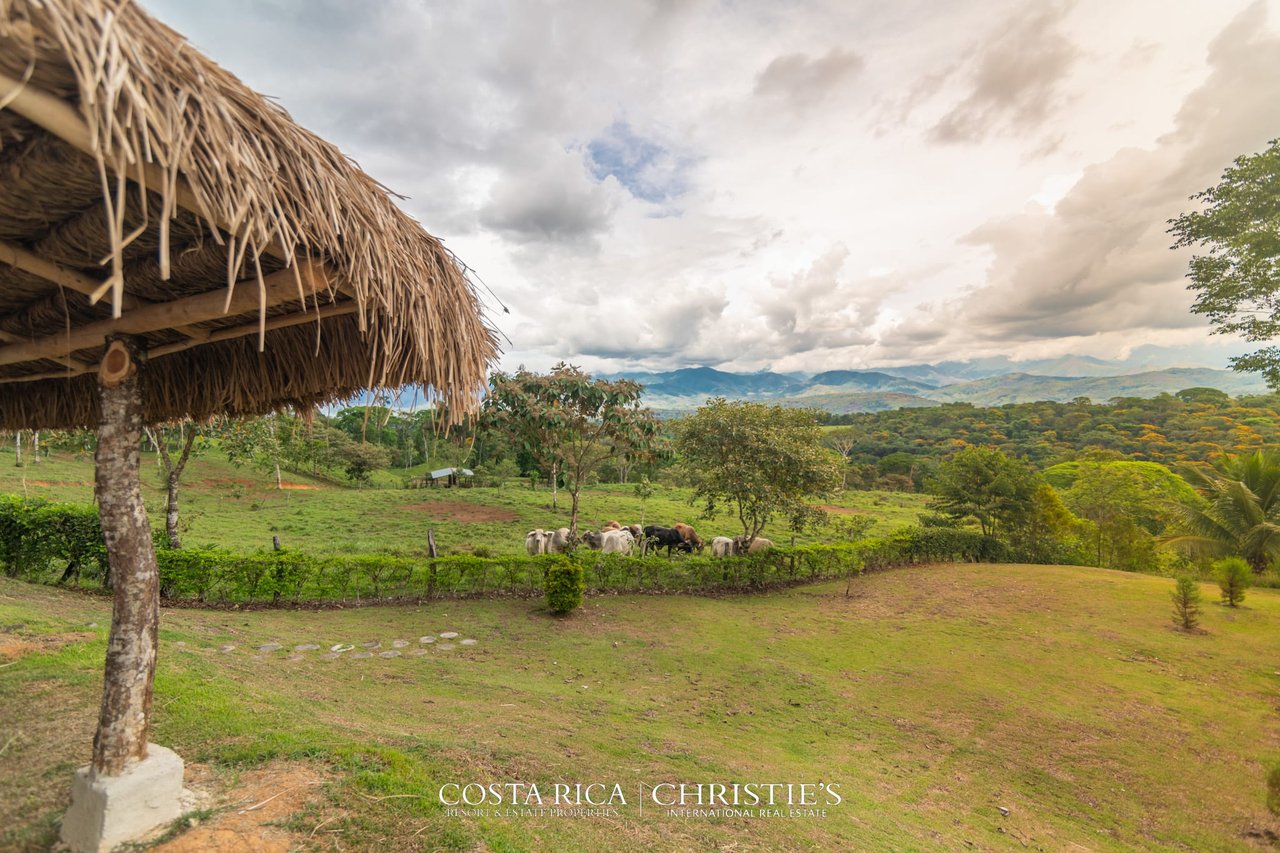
[601, 520, 622, 531]
[673, 522, 704, 553]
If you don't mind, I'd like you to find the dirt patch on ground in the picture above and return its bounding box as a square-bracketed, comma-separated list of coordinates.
[819, 505, 870, 515]
[19, 479, 92, 488]
[406, 500, 518, 523]
[0, 630, 94, 662]
[155, 761, 331, 852]
[0, 637, 38, 661]
[278, 483, 319, 491]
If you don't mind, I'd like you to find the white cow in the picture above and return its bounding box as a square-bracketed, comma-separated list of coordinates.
[548, 527, 572, 554]
[525, 529, 548, 555]
[601, 529, 635, 554]
[711, 536, 735, 557]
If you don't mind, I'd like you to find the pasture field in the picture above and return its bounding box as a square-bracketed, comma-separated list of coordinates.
[2, 564, 1279, 850]
[0, 447, 929, 555]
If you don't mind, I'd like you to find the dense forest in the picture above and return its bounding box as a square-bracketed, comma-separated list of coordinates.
[818, 387, 1280, 490]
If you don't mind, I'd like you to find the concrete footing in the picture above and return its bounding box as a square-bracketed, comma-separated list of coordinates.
[60, 744, 185, 853]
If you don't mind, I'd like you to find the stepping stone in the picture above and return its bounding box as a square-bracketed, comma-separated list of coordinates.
[459, 639, 477, 646]
[361, 641, 381, 650]
[379, 650, 402, 659]
[294, 643, 320, 652]
[351, 652, 373, 660]
[439, 632, 459, 640]
[320, 653, 341, 661]
[330, 644, 354, 653]
[285, 654, 304, 662]
[391, 640, 409, 648]
[256, 643, 282, 653]
[409, 648, 429, 657]
[436, 643, 456, 651]
[173, 641, 187, 647]
[218, 644, 236, 653]
[419, 636, 436, 644]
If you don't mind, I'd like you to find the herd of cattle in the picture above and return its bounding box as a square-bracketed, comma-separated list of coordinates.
[523, 521, 774, 558]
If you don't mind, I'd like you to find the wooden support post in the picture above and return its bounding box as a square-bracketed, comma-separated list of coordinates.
[91, 338, 160, 776]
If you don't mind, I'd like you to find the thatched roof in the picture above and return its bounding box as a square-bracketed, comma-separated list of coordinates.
[0, 0, 499, 430]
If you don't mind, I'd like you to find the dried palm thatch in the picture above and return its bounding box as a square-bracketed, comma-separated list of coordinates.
[0, 0, 499, 430]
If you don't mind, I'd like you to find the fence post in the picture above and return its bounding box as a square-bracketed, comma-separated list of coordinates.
[426, 529, 438, 600]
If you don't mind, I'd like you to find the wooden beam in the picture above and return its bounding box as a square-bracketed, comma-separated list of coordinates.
[0, 299, 357, 386]
[0, 261, 329, 369]
[0, 238, 117, 301]
[0, 71, 288, 262]
[0, 239, 206, 341]
[147, 301, 358, 359]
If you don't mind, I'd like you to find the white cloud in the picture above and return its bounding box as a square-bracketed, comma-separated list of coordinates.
[144, 0, 1280, 375]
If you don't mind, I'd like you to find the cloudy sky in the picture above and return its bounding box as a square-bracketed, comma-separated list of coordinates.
[147, 0, 1280, 374]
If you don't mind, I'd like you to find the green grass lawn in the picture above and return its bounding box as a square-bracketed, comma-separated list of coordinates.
[2, 563, 1278, 850]
[0, 447, 929, 556]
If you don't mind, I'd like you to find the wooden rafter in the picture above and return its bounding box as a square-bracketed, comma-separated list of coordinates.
[0, 237, 141, 307]
[0, 261, 330, 369]
[0, 299, 357, 385]
[0, 240, 208, 342]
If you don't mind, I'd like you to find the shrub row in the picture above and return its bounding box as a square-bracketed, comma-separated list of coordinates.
[0, 495, 108, 585]
[0, 495, 995, 605]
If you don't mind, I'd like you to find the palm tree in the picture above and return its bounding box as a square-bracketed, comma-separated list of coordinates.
[1165, 450, 1280, 573]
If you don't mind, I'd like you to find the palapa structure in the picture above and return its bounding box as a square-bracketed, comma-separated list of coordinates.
[0, 0, 497, 845]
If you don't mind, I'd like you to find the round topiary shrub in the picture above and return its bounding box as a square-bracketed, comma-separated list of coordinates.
[545, 555, 584, 616]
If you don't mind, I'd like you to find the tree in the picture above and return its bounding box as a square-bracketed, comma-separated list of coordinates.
[1062, 460, 1173, 570]
[1169, 138, 1280, 385]
[220, 414, 284, 488]
[342, 442, 391, 487]
[634, 475, 655, 530]
[1165, 449, 1280, 573]
[1215, 556, 1250, 607]
[143, 421, 207, 549]
[1007, 483, 1082, 565]
[675, 399, 843, 544]
[927, 447, 1039, 540]
[484, 364, 659, 536]
[1171, 575, 1203, 631]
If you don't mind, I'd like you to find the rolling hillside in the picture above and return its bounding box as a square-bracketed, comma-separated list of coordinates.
[618, 363, 1269, 414]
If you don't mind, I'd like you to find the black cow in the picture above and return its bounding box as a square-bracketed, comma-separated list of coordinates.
[643, 525, 693, 557]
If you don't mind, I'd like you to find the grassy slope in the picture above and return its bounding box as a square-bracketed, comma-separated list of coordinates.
[3, 563, 1279, 851]
[0, 448, 929, 555]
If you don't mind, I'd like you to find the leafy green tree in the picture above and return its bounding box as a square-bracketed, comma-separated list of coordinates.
[342, 442, 391, 487]
[1007, 483, 1083, 564]
[1169, 138, 1280, 385]
[927, 447, 1038, 540]
[676, 399, 843, 545]
[220, 414, 284, 487]
[1061, 460, 1174, 570]
[1165, 450, 1280, 573]
[1215, 556, 1250, 607]
[1171, 575, 1203, 631]
[484, 364, 659, 536]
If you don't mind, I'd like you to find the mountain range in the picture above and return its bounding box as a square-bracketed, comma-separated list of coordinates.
[602, 356, 1272, 416]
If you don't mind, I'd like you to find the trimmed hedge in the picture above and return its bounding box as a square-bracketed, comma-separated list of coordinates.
[545, 555, 584, 615]
[0, 495, 108, 585]
[1, 495, 997, 606]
